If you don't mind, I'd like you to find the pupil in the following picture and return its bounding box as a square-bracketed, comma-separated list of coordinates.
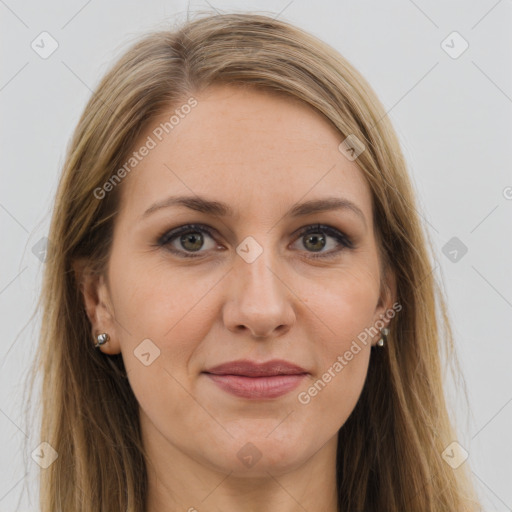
[181, 232, 203, 251]
[305, 233, 325, 252]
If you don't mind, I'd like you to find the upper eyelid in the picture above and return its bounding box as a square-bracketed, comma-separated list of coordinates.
[158, 223, 216, 243]
[158, 223, 352, 249]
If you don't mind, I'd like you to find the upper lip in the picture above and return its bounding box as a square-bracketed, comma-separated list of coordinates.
[203, 359, 309, 377]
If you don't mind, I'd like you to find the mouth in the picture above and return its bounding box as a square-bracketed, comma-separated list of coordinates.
[203, 373, 308, 399]
[202, 359, 309, 399]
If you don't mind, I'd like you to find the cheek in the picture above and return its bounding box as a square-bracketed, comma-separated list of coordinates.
[107, 257, 221, 411]
[300, 263, 380, 348]
[294, 265, 378, 420]
[111, 268, 223, 448]
[109, 255, 221, 343]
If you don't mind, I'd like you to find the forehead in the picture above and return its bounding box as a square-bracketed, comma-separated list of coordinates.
[117, 84, 373, 226]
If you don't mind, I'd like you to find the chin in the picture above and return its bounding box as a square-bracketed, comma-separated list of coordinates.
[202, 434, 308, 477]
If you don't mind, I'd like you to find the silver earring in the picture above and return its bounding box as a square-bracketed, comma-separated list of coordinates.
[94, 333, 110, 348]
[377, 327, 389, 347]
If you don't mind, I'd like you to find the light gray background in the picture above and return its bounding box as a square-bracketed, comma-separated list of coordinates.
[1, 1, 511, 510]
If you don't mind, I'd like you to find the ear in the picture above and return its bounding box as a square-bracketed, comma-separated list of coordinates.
[371, 264, 398, 347]
[72, 258, 121, 354]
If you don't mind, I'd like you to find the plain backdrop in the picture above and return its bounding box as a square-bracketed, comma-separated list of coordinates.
[1, 1, 511, 510]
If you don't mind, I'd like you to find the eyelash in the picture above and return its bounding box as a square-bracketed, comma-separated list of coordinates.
[156, 223, 353, 260]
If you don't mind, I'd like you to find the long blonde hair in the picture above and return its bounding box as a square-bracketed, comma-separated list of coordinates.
[26, 11, 481, 511]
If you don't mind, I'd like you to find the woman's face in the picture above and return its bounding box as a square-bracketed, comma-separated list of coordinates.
[85, 84, 394, 478]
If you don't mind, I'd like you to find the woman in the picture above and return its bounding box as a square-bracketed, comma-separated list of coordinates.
[29, 11, 481, 512]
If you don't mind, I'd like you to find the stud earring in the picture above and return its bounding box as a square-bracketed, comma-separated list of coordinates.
[377, 327, 389, 347]
[94, 333, 110, 348]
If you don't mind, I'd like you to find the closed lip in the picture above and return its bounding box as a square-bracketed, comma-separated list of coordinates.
[203, 359, 309, 377]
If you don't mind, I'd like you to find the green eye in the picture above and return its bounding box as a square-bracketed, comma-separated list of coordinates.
[157, 223, 353, 259]
[179, 232, 205, 252]
[293, 224, 353, 259]
[158, 224, 217, 258]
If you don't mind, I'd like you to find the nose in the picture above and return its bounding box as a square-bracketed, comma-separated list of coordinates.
[222, 245, 296, 339]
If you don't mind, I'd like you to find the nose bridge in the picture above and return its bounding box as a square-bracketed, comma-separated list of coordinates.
[236, 237, 283, 303]
[223, 234, 294, 337]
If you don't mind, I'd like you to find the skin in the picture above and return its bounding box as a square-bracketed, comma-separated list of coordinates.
[78, 84, 396, 512]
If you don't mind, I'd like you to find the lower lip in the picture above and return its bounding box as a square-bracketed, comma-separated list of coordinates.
[203, 373, 307, 399]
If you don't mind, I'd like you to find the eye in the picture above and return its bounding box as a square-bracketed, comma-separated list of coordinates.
[157, 223, 219, 258]
[291, 224, 353, 259]
[157, 223, 353, 260]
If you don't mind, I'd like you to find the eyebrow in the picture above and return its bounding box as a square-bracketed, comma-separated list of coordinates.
[141, 195, 367, 227]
